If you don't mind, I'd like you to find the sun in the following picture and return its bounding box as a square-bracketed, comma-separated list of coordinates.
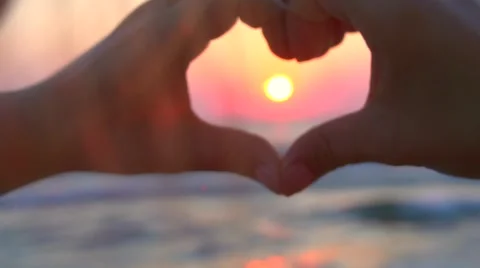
[264, 74, 294, 103]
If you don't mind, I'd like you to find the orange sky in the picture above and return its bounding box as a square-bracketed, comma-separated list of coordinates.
[0, 0, 371, 144]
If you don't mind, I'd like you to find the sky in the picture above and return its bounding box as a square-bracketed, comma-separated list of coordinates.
[0, 0, 371, 145]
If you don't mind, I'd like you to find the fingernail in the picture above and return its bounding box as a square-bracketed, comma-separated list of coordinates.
[255, 165, 281, 194]
[296, 57, 310, 63]
[281, 163, 316, 196]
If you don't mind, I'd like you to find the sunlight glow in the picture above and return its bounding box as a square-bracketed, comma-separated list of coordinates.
[264, 74, 294, 103]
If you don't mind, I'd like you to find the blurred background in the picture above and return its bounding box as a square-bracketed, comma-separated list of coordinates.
[2, 1, 480, 267]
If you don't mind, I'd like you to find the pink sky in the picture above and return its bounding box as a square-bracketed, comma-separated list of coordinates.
[0, 0, 372, 143]
[189, 22, 371, 124]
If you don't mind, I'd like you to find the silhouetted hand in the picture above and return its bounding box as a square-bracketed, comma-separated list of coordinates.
[0, 0, 281, 193]
[255, 0, 480, 195]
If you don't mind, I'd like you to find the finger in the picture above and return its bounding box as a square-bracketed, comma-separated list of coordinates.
[135, 0, 239, 69]
[164, 0, 239, 35]
[280, 108, 404, 196]
[285, 14, 345, 62]
[238, 0, 283, 28]
[172, 0, 239, 60]
[201, 0, 240, 40]
[282, 0, 400, 48]
[316, 0, 408, 42]
[276, 0, 330, 22]
[261, 10, 295, 60]
[191, 121, 282, 193]
[257, 0, 346, 62]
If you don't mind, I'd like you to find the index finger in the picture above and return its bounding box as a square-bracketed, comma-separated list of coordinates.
[275, 0, 330, 22]
[146, 0, 239, 65]
[239, 0, 283, 28]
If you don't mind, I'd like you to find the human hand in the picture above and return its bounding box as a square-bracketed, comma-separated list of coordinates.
[253, 0, 480, 195]
[35, 0, 280, 191]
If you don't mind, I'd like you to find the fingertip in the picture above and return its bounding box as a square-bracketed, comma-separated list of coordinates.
[285, 15, 343, 61]
[295, 56, 315, 63]
[262, 12, 295, 60]
[251, 138, 283, 193]
[255, 163, 282, 194]
[280, 162, 317, 196]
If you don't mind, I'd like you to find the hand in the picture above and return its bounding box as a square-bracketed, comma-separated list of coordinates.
[255, 0, 480, 195]
[30, 0, 280, 192]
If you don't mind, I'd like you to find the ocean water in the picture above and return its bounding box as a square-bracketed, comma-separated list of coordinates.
[2, 164, 480, 268]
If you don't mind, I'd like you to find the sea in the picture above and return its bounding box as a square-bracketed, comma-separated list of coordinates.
[2, 162, 480, 268]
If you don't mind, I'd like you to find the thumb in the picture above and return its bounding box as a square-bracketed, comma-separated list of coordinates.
[280, 107, 406, 196]
[190, 121, 281, 193]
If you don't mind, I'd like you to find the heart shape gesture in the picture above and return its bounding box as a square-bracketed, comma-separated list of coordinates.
[4, 0, 480, 195]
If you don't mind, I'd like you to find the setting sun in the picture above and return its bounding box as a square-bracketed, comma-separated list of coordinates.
[264, 74, 294, 103]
